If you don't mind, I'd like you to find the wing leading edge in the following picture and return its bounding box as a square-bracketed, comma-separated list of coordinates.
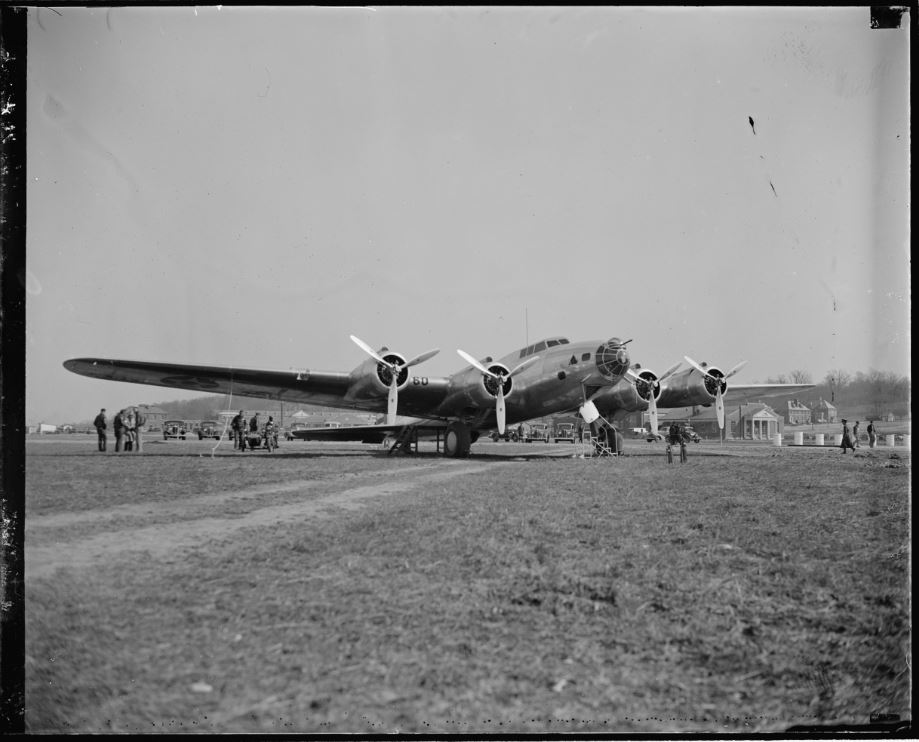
[65, 358, 372, 412]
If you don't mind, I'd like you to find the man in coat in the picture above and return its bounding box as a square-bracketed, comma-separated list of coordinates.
[113, 409, 125, 453]
[133, 406, 146, 453]
[93, 408, 107, 452]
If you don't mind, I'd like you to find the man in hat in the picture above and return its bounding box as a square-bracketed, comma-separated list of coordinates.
[839, 418, 855, 454]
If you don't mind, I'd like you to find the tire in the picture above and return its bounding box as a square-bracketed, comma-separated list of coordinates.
[443, 422, 471, 458]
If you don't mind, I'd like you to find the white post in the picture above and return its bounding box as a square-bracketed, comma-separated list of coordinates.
[815, 433, 825, 445]
[886, 434, 896, 447]
[794, 431, 804, 445]
[834, 434, 843, 445]
[773, 433, 782, 446]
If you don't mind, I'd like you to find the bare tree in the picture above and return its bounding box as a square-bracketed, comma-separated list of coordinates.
[823, 369, 851, 403]
[789, 369, 813, 384]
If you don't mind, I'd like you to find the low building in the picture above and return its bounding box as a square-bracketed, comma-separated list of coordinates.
[682, 403, 783, 440]
[812, 398, 837, 424]
[785, 399, 812, 425]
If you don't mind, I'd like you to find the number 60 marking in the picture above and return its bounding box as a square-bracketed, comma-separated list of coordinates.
[412, 376, 429, 386]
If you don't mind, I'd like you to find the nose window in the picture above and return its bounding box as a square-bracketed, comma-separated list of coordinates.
[595, 338, 630, 379]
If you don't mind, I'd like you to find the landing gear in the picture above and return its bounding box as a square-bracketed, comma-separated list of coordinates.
[443, 422, 472, 458]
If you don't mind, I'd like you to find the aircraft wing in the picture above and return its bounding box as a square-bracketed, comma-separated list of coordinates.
[62, 358, 450, 415]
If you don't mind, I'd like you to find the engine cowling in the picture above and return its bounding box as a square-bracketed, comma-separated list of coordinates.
[344, 350, 412, 402]
[591, 368, 660, 413]
[657, 364, 726, 408]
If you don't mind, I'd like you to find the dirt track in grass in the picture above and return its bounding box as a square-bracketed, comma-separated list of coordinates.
[26, 457, 490, 580]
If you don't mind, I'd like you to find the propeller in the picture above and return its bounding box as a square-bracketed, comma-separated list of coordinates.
[456, 349, 539, 434]
[350, 335, 440, 425]
[625, 361, 682, 438]
[683, 356, 748, 431]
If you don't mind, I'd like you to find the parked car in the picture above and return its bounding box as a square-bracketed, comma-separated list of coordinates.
[525, 423, 550, 443]
[162, 420, 187, 440]
[197, 420, 222, 440]
[554, 422, 576, 443]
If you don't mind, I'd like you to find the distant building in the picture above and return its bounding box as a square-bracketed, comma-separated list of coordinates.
[785, 399, 812, 425]
[685, 403, 783, 440]
[735, 403, 783, 440]
[139, 405, 168, 430]
[813, 398, 837, 424]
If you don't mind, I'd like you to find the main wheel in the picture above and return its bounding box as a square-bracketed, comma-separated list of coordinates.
[443, 422, 472, 458]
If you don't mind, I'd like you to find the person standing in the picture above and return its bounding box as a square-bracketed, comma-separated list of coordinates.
[852, 420, 861, 448]
[839, 418, 855, 454]
[124, 407, 136, 452]
[236, 410, 248, 451]
[113, 409, 125, 452]
[93, 408, 108, 452]
[133, 406, 146, 453]
[867, 420, 877, 449]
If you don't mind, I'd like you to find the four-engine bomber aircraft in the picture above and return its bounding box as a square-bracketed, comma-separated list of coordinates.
[64, 335, 812, 457]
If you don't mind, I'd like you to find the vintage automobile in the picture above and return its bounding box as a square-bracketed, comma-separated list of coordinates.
[162, 420, 187, 440]
[489, 426, 522, 442]
[524, 423, 551, 443]
[554, 422, 577, 443]
[197, 420, 222, 440]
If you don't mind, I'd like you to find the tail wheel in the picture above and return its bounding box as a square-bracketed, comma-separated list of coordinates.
[443, 423, 471, 458]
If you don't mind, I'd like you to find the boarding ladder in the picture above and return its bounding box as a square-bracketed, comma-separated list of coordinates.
[388, 424, 418, 455]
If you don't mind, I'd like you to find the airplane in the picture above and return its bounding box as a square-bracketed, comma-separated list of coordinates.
[63, 334, 813, 458]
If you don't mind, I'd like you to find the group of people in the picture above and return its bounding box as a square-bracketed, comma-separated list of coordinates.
[840, 418, 879, 453]
[93, 407, 146, 453]
[230, 410, 278, 451]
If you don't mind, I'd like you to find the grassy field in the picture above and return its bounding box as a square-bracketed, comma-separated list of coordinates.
[23, 436, 911, 733]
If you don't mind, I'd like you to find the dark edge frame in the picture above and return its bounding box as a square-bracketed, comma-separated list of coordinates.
[0, 4, 27, 735]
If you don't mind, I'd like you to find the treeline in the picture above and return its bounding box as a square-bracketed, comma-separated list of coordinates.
[762, 369, 910, 419]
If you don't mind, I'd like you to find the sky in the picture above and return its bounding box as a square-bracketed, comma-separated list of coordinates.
[24, 6, 910, 425]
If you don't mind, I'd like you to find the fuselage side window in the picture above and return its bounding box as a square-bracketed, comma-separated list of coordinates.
[547, 339, 560, 347]
[582, 352, 591, 362]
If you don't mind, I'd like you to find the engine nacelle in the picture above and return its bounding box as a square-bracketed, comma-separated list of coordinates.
[449, 360, 515, 408]
[657, 364, 726, 408]
[344, 349, 411, 403]
[591, 368, 660, 414]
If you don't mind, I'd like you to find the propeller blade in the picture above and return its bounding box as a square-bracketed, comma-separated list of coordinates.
[724, 360, 748, 379]
[351, 335, 389, 366]
[496, 384, 506, 434]
[657, 361, 682, 382]
[387, 374, 398, 426]
[456, 349, 500, 379]
[715, 386, 725, 430]
[683, 355, 713, 380]
[507, 355, 539, 378]
[648, 389, 659, 438]
[404, 348, 440, 368]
